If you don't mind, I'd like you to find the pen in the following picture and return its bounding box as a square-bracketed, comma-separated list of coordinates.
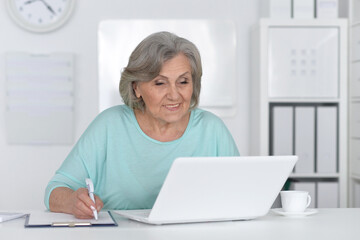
[85, 178, 98, 220]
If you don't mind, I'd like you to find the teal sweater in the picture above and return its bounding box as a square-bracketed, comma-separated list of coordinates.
[45, 105, 239, 210]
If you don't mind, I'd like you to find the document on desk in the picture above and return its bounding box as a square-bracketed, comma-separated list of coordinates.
[25, 211, 117, 227]
[0, 212, 26, 222]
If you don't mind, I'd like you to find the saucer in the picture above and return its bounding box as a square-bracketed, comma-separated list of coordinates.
[271, 208, 318, 217]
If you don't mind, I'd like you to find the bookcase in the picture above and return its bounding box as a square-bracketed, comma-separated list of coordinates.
[349, 0, 360, 207]
[251, 19, 348, 207]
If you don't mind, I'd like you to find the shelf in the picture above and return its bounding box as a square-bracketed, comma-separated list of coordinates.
[260, 18, 348, 27]
[351, 21, 360, 27]
[351, 174, 360, 181]
[289, 173, 339, 179]
[268, 99, 340, 103]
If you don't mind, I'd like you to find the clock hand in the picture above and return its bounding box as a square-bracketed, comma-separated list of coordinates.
[24, 0, 39, 4]
[39, 0, 56, 15]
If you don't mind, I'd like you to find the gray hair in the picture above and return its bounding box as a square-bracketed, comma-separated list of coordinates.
[119, 31, 202, 111]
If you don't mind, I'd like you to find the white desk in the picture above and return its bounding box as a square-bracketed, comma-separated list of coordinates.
[1, 209, 359, 240]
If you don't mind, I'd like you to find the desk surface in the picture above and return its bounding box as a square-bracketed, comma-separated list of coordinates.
[1, 208, 360, 240]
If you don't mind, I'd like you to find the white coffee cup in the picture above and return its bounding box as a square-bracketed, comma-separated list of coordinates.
[280, 190, 311, 213]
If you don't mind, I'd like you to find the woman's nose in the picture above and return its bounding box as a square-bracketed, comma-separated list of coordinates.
[167, 85, 180, 100]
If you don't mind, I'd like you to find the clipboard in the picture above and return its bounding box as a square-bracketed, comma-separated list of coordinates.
[25, 211, 118, 228]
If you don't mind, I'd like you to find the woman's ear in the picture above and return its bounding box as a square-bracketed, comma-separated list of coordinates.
[132, 82, 141, 98]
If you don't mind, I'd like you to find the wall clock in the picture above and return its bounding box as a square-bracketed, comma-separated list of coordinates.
[6, 0, 75, 33]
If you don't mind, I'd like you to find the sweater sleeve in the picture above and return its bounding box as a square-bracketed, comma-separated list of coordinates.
[44, 113, 108, 210]
[194, 109, 240, 157]
[214, 117, 240, 157]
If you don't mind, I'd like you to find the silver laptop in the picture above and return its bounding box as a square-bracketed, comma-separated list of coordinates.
[115, 156, 297, 225]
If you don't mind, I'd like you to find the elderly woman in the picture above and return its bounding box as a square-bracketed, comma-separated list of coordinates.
[45, 31, 239, 219]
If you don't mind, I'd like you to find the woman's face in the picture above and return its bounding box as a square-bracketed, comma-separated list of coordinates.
[133, 53, 193, 125]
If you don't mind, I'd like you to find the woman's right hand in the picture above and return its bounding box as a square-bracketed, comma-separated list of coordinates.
[66, 188, 104, 219]
[49, 187, 104, 219]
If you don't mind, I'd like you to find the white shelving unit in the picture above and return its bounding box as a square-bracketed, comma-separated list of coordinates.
[348, 0, 360, 207]
[251, 19, 348, 207]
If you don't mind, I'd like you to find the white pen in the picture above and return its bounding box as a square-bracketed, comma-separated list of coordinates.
[85, 178, 98, 220]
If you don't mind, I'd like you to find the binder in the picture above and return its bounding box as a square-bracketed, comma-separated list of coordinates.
[351, 62, 360, 97]
[295, 106, 315, 173]
[260, 0, 292, 18]
[354, 181, 360, 208]
[316, 0, 338, 18]
[353, 26, 360, 61]
[316, 106, 337, 173]
[272, 106, 293, 155]
[350, 139, 360, 176]
[25, 211, 118, 228]
[293, 0, 314, 18]
[317, 182, 339, 208]
[292, 182, 316, 208]
[351, 102, 360, 138]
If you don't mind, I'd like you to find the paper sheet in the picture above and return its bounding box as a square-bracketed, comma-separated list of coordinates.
[0, 212, 26, 222]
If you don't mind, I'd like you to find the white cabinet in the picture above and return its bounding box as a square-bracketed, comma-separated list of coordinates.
[349, 0, 360, 207]
[251, 19, 348, 207]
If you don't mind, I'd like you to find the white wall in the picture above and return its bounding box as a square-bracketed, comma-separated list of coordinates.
[0, 0, 259, 210]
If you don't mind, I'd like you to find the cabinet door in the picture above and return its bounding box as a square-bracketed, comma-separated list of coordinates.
[268, 27, 339, 98]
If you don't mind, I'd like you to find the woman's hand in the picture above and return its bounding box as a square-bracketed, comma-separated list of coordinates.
[49, 187, 104, 219]
[66, 188, 104, 219]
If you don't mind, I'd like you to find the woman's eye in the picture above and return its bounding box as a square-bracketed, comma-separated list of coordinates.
[154, 81, 164, 86]
[180, 78, 189, 84]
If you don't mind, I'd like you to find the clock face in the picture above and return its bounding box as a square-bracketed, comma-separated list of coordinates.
[6, 0, 75, 33]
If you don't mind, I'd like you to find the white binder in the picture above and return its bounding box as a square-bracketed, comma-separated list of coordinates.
[316, 0, 338, 18]
[260, 0, 291, 18]
[352, 26, 360, 61]
[295, 106, 315, 173]
[273, 106, 293, 155]
[293, 0, 314, 18]
[350, 139, 360, 176]
[350, 102, 360, 138]
[351, 62, 360, 97]
[316, 106, 337, 173]
[317, 182, 339, 208]
[354, 181, 360, 208]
